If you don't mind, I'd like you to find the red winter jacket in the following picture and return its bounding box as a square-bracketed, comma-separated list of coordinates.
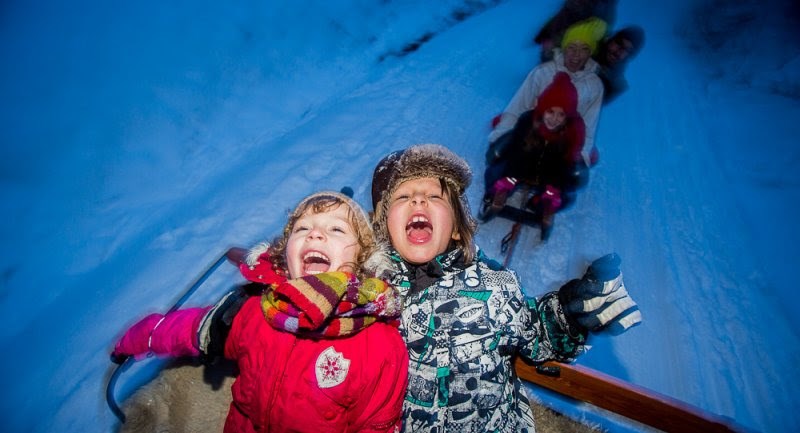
[222, 296, 408, 433]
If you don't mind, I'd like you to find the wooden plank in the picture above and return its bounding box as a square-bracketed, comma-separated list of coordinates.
[515, 359, 743, 433]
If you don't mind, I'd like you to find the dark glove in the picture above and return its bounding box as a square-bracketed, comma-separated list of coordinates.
[559, 253, 641, 332]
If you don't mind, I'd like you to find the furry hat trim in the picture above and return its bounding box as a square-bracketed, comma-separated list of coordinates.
[295, 191, 372, 232]
[371, 144, 471, 209]
[371, 143, 472, 243]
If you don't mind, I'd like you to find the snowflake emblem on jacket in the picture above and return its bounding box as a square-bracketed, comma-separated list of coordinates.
[315, 346, 351, 388]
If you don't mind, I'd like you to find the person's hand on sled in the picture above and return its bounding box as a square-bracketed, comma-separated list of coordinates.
[111, 308, 209, 364]
[492, 177, 517, 196]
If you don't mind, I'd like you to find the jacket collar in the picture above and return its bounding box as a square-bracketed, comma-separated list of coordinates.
[553, 48, 601, 77]
[389, 245, 467, 296]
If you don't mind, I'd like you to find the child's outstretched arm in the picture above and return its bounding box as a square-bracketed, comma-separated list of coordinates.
[111, 307, 211, 363]
[520, 253, 641, 362]
[525, 291, 588, 362]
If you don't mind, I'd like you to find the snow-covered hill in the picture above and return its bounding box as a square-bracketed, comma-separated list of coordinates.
[1, 0, 798, 431]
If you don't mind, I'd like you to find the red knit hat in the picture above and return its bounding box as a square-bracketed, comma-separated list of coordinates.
[534, 72, 579, 119]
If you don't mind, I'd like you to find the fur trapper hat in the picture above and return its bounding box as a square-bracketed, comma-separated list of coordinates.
[371, 143, 473, 245]
[561, 16, 607, 54]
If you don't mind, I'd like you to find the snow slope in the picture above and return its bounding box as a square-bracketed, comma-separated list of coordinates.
[0, 0, 798, 431]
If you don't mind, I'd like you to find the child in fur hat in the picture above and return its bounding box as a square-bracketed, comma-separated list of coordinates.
[483, 72, 589, 240]
[491, 17, 607, 166]
[112, 191, 408, 433]
[371, 144, 641, 433]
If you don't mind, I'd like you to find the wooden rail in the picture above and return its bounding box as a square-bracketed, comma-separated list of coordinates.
[516, 359, 744, 433]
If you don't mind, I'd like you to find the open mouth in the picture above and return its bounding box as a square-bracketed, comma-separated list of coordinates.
[406, 215, 433, 244]
[302, 251, 331, 274]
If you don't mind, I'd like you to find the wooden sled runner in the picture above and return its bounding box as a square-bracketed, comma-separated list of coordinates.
[515, 359, 744, 433]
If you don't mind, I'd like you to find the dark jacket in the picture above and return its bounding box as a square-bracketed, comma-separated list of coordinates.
[488, 110, 586, 192]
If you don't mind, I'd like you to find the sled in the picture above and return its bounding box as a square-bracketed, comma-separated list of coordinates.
[478, 186, 552, 267]
[108, 246, 745, 432]
[515, 359, 744, 433]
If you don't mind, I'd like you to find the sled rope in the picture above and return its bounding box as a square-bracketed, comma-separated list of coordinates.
[499, 186, 533, 267]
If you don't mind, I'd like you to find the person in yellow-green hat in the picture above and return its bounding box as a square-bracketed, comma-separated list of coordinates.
[489, 17, 607, 168]
[533, 0, 619, 62]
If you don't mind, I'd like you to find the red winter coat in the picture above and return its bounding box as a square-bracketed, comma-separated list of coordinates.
[223, 296, 408, 433]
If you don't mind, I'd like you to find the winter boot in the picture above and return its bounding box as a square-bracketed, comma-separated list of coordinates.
[479, 177, 517, 221]
[478, 193, 495, 221]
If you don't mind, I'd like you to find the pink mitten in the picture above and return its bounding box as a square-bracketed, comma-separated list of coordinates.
[492, 177, 517, 195]
[540, 185, 562, 213]
[112, 313, 164, 361]
[111, 308, 209, 363]
[149, 307, 209, 358]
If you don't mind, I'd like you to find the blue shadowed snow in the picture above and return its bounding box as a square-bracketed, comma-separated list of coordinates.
[1, 0, 798, 431]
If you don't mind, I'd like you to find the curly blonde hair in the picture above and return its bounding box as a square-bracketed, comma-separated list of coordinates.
[267, 192, 378, 280]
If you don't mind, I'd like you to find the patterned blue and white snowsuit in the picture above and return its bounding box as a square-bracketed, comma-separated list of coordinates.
[386, 247, 587, 433]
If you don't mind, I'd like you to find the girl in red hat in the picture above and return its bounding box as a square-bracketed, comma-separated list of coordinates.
[483, 72, 589, 239]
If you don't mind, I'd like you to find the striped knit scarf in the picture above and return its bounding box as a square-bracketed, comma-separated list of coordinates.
[261, 272, 401, 338]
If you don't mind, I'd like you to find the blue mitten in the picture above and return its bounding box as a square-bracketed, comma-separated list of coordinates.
[559, 253, 642, 332]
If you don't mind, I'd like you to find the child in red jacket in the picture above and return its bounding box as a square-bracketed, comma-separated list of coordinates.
[483, 72, 589, 238]
[112, 191, 408, 433]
